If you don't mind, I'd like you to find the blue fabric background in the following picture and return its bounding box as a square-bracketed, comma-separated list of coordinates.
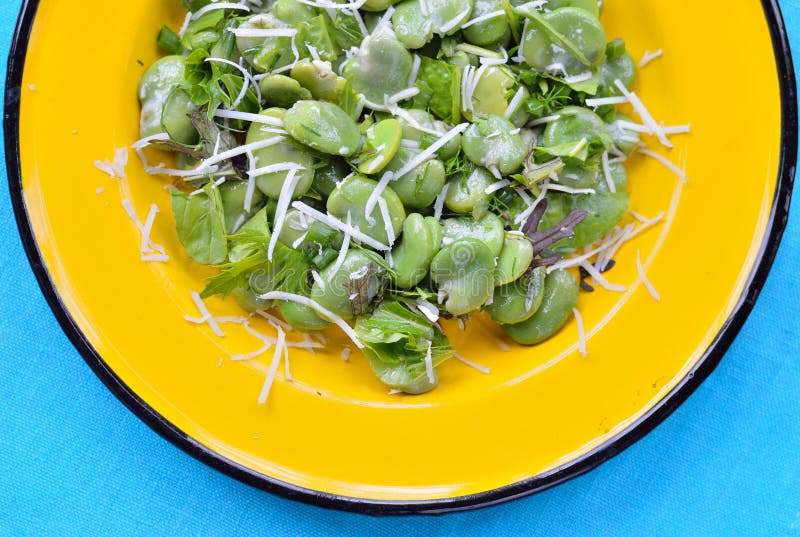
[2, 1, 799, 535]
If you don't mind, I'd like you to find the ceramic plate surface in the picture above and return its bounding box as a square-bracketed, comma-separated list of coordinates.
[5, 0, 796, 515]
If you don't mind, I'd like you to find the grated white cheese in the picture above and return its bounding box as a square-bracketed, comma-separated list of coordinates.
[253, 310, 294, 332]
[573, 308, 587, 357]
[636, 249, 661, 302]
[121, 199, 169, 262]
[453, 351, 491, 374]
[613, 79, 672, 148]
[178, 11, 192, 38]
[504, 87, 526, 120]
[311, 270, 326, 291]
[196, 136, 284, 171]
[376, 197, 396, 246]
[94, 147, 129, 179]
[564, 72, 592, 84]
[579, 260, 626, 292]
[372, 6, 396, 34]
[485, 179, 512, 195]
[424, 342, 435, 383]
[433, 182, 450, 220]
[295, 0, 366, 9]
[341, 346, 352, 361]
[93, 160, 116, 178]
[585, 95, 629, 107]
[258, 291, 364, 348]
[639, 49, 663, 68]
[244, 150, 258, 212]
[439, 6, 471, 33]
[230, 28, 298, 37]
[191, 2, 250, 21]
[328, 212, 352, 277]
[267, 168, 300, 261]
[205, 57, 260, 108]
[408, 55, 421, 87]
[527, 115, 560, 127]
[601, 150, 616, 193]
[638, 148, 688, 183]
[396, 123, 468, 181]
[461, 9, 505, 28]
[187, 291, 224, 337]
[283, 338, 293, 382]
[546, 184, 595, 195]
[292, 201, 389, 251]
[257, 326, 285, 404]
[497, 341, 511, 352]
[247, 162, 305, 178]
[418, 0, 430, 14]
[416, 299, 440, 323]
[386, 87, 420, 104]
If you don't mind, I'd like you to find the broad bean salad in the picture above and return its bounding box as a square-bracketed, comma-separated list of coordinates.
[137, 0, 657, 395]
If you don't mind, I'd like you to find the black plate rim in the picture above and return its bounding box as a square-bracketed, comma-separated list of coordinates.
[4, 0, 796, 516]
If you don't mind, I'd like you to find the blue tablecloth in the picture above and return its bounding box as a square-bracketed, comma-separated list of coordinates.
[2, 2, 799, 534]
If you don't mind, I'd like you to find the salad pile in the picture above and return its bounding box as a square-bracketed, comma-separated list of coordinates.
[137, 0, 647, 394]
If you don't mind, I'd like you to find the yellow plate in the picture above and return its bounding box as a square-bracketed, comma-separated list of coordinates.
[6, 0, 796, 514]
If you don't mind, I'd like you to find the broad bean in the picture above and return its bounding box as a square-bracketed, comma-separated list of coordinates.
[390, 213, 442, 287]
[245, 109, 315, 199]
[326, 175, 406, 245]
[430, 238, 495, 315]
[502, 269, 578, 344]
[486, 266, 546, 324]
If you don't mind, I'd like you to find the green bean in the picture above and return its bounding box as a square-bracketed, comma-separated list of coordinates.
[236, 14, 296, 73]
[539, 191, 629, 253]
[357, 119, 403, 175]
[502, 269, 578, 344]
[342, 27, 413, 103]
[290, 60, 348, 103]
[219, 180, 265, 234]
[444, 166, 494, 219]
[161, 88, 198, 145]
[259, 74, 313, 108]
[441, 213, 505, 256]
[542, 106, 612, 154]
[326, 175, 406, 245]
[463, 0, 509, 46]
[397, 110, 462, 159]
[545, 0, 600, 18]
[600, 39, 636, 94]
[521, 7, 606, 76]
[381, 148, 446, 209]
[486, 266, 546, 324]
[606, 111, 640, 155]
[312, 157, 349, 197]
[138, 55, 187, 138]
[283, 100, 361, 156]
[244, 109, 315, 199]
[276, 208, 310, 248]
[310, 250, 387, 320]
[430, 238, 495, 315]
[494, 232, 534, 285]
[277, 301, 331, 332]
[462, 115, 528, 175]
[391, 213, 441, 287]
[466, 66, 529, 127]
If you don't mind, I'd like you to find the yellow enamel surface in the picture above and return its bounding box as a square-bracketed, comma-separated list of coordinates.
[18, 0, 781, 500]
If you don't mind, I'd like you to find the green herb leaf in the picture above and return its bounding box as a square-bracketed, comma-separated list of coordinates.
[411, 56, 462, 124]
[170, 184, 228, 265]
[355, 301, 453, 394]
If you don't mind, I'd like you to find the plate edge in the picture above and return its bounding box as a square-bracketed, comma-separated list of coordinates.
[3, 0, 796, 516]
